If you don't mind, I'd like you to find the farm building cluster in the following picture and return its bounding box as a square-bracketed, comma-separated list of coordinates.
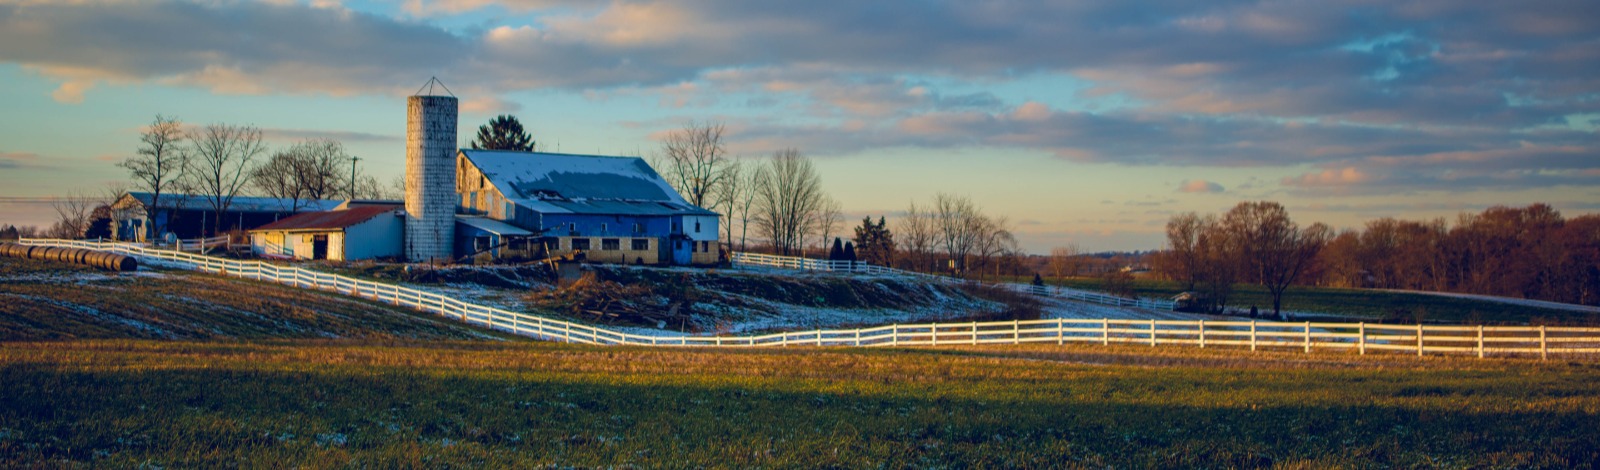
[107, 89, 720, 266]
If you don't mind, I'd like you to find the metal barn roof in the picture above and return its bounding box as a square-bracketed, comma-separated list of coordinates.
[249, 206, 399, 232]
[459, 150, 717, 217]
[121, 192, 344, 213]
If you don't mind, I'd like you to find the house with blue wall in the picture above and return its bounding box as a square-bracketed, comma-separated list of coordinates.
[455, 149, 721, 265]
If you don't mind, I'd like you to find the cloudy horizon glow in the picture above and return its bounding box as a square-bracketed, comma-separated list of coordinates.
[1, 0, 1595, 252]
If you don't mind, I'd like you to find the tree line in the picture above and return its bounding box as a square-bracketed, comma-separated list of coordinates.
[1155, 201, 1600, 311]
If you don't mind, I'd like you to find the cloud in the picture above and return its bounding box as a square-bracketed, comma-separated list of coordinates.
[3, 0, 1598, 199]
[0, 151, 44, 169]
[1177, 179, 1225, 193]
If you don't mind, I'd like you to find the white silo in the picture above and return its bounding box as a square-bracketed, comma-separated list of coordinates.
[405, 80, 458, 262]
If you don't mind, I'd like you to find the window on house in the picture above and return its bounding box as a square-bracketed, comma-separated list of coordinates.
[632, 223, 643, 233]
[601, 223, 608, 233]
[570, 238, 591, 251]
[602, 238, 620, 250]
[569, 222, 577, 232]
[504, 202, 513, 218]
[701, 241, 710, 253]
[694, 221, 701, 232]
[631, 239, 649, 251]
[475, 236, 491, 252]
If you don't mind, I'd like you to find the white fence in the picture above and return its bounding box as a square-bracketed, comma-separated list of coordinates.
[730, 251, 1175, 310]
[18, 238, 1600, 359]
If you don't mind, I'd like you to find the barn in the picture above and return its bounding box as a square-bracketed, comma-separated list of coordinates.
[456, 149, 720, 265]
[111, 192, 343, 242]
[247, 202, 404, 261]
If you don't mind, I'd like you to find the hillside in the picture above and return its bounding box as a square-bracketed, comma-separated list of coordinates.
[0, 257, 516, 341]
[322, 261, 1202, 335]
[2, 340, 1594, 467]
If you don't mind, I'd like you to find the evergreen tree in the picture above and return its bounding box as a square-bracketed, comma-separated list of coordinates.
[852, 216, 896, 266]
[471, 115, 536, 151]
[829, 237, 845, 260]
[843, 241, 857, 262]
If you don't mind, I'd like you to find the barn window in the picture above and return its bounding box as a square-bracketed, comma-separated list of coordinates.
[568, 222, 577, 233]
[601, 223, 608, 233]
[475, 236, 491, 252]
[632, 223, 643, 233]
[602, 238, 620, 250]
[694, 221, 701, 232]
[631, 239, 649, 251]
[570, 238, 591, 250]
[701, 241, 710, 253]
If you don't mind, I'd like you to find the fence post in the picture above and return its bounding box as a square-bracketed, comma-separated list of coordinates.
[1250, 321, 1257, 351]
[1149, 319, 1157, 347]
[855, 329, 861, 347]
[1477, 325, 1484, 359]
[1416, 324, 1424, 357]
[1358, 322, 1366, 355]
[1013, 319, 1019, 345]
[891, 324, 898, 347]
[1057, 318, 1064, 346]
[1198, 320, 1206, 348]
[1102, 319, 1109, 346]
[1540, 325, 1548, 360]
[1304, 321, 1311, 354]
[931, 323, 937, 346]
[817, 329, 823, 347]
[971, 321, 978, 346]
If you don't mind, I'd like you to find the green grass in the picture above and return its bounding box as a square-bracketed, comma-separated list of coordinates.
[1030, 276, 1597, 325]
[2, 340, 1597, 467]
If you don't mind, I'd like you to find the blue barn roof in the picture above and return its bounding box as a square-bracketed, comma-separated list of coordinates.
[459, 150, 717, 217]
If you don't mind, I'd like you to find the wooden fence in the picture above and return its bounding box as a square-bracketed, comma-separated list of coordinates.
[20, 238, 1599, 359]
[729, 251, 1176, 310]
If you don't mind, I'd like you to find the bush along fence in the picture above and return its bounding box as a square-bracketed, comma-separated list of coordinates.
[729, 251, 1176, 310]
[19, 238, 1600, 359]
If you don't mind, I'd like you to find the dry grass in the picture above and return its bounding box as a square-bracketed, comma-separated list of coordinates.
[0, 256, 518, 341]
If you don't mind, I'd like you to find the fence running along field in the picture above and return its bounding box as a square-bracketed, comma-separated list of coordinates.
[18, 238, 1600, 359]
[729, 252, 1176, 310]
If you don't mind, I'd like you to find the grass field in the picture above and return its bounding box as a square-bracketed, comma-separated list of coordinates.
[0, 256, 517, 341]
[3, 340, 1597, 467]
[1030, 276, 1596, 325]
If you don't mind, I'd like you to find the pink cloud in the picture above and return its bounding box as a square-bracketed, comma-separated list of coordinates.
[1177, 179, 1225, 193]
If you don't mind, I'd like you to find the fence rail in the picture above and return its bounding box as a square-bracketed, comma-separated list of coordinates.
[729, 251, 1175, 310]
[18, 238, 1599, 359]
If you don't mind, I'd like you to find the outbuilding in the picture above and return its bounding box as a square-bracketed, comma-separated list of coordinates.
[248, 205, 403, 261]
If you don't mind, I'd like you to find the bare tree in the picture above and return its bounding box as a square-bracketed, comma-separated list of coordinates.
[1048, 244, 1082, 279]
[895, 201, 937, 271]
[118, 114, 187, 241]
[48, 190, 95, 239]
[250, 139, 352, 210]
[974, 215, 1017, 279]
[657, 121, 729, 209]
[751, 149, 826, 256]
[711, 158, 756, 251]
[1221, 201, 1331, 315]
[811, 196, 844, 258]
[933, 192, 984, 274]
[182, 123, 265, 237]
[1162, 212, 1206, 290]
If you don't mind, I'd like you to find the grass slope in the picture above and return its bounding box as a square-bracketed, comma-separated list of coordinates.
[1039, 276, 1596, 325]
[0, 257, 517, 341]
[2, 340, 1596, 467]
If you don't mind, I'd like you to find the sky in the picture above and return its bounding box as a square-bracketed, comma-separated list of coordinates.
[0, 0, 1596, 253]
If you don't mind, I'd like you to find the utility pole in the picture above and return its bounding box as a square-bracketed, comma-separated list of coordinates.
[349, 156, 361, 200]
